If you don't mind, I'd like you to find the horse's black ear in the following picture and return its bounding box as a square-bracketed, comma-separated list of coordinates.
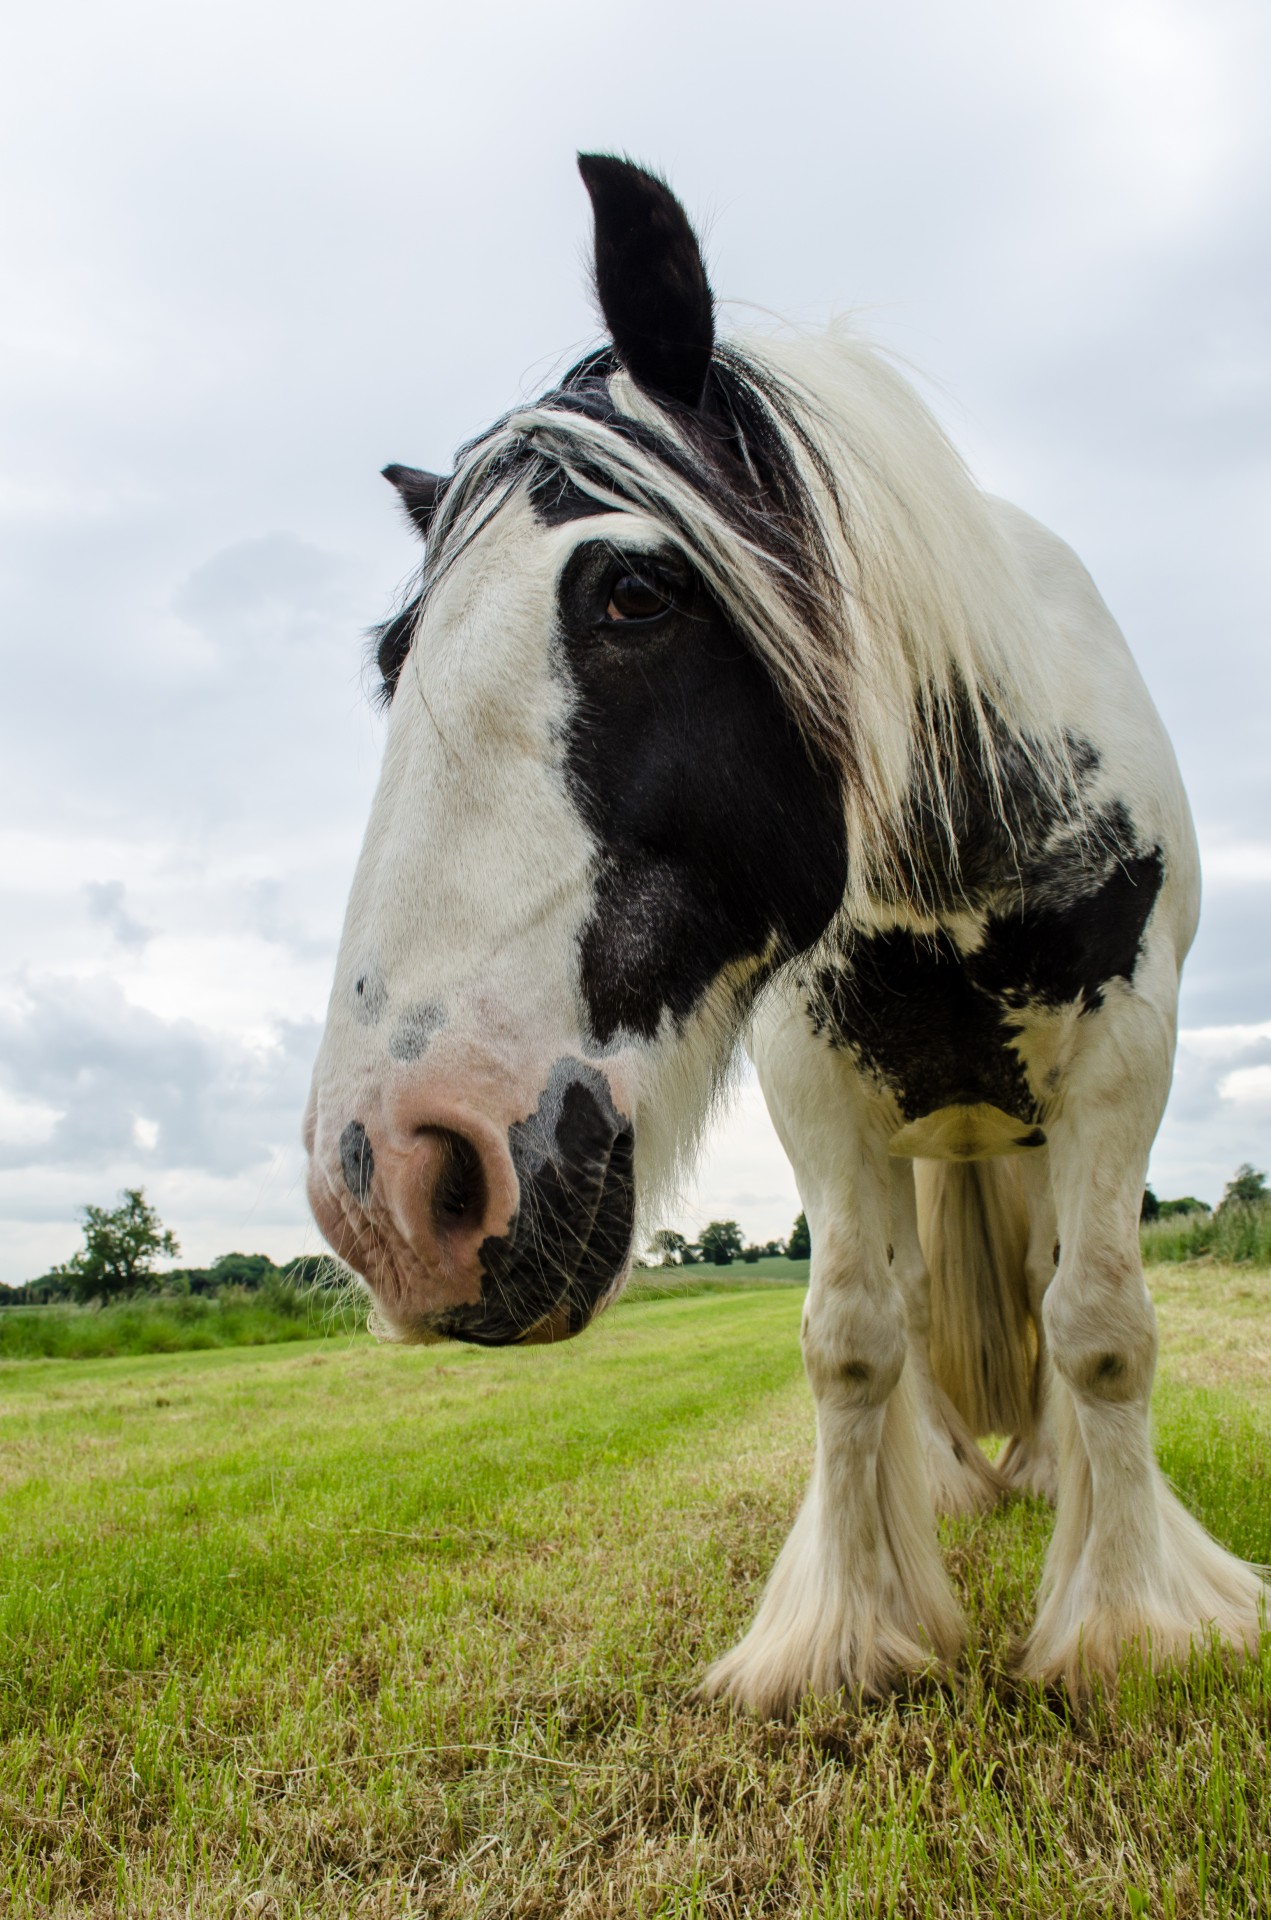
[577, 153, 715, 411]
[382, 464, 445, 538]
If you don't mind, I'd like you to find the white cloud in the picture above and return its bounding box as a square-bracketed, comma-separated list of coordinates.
[1199, 841, 1271, 885]
[675, 1072, 803, 1248]
[1219, 1065, 1271, 1107]
[1178, 1020, 1271, 1058]
[0, 1089, 62, 1151]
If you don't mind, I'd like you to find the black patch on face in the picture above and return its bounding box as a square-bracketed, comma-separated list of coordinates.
[812, 833, 1165, 1123]
[339, 1120, 374, 1202]
[554, 537, 848, 1045]
[430, 1060, 634, 1346]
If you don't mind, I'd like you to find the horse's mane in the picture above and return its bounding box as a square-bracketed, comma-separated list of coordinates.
[409, 324, 1079, 913]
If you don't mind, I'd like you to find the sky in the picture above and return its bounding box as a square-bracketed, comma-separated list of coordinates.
[1, 0, 1269, 1283]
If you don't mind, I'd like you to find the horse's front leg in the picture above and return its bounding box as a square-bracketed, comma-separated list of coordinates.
[1021, 987, 1268, 1692]
[704, 999, 963, 1716]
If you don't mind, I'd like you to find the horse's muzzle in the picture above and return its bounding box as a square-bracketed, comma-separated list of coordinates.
[306, 1057, 635, 1345]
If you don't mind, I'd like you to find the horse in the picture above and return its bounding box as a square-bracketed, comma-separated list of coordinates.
[305, 153, 1267, 1714]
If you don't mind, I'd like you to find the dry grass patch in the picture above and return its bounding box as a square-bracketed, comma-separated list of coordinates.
[1150, 1260, 1271, 1402]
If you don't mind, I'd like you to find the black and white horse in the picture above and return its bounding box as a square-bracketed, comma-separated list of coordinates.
[306, 155, 1266, 1711]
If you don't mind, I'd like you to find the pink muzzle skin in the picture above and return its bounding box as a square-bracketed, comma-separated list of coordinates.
[306, 1052, 638, 1345]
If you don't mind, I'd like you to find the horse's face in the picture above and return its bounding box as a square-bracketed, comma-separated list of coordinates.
[304, 157, 846, 1345]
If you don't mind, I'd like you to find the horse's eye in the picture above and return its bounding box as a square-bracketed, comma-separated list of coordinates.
[605, 573, 673, 623]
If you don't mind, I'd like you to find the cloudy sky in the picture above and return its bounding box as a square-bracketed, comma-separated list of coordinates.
[1, 0, 1268, 1284]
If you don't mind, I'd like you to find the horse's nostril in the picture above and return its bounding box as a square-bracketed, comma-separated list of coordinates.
[430, 1128, 486, 1233]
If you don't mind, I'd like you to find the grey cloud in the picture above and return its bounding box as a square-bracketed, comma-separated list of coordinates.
[0, 974, 318, 1179]
[84, 879, 154, 950]
[1181, 883, 1271, 1029]
[247, 878, 336, 963]
[174, 533, 350, 636]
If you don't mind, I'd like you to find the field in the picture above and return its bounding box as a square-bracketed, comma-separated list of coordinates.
[0, 1264, 1268, 1917]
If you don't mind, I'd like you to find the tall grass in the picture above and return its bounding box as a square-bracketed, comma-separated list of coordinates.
[0, 1282, 365, 1361]
[1140, 1203, 1271, 1266]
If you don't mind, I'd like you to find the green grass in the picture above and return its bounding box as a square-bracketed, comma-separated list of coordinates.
[0, 1265, 807, 1362]
[0, 1287, 364, 1361]
[625, 1255, 809, 1298]
[1140, 1205, 1271, 1267]
[0, 1269, 1267, 1916]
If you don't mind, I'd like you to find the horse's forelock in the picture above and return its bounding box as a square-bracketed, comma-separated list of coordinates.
[410, 350, 855, 754]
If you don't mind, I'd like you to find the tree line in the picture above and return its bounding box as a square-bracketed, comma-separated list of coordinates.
[645, 1212, 811, 1268]
[1141, 1162, 1268, 1219]
[2, 1188, 335, 1308]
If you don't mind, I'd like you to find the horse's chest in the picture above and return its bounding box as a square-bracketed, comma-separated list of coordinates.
[809, 846, 1163, 1153]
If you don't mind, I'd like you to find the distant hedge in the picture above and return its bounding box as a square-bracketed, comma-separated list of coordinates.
[2, 1251, 346, 1309]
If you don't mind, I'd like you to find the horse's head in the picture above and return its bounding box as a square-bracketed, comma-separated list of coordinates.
[305, 156, 848, 1345]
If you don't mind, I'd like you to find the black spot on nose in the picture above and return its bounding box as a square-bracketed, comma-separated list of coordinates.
[389, 1002, 447, 1062]
[340, 1120, 374, 1202]
[351, 969, 388, 1025]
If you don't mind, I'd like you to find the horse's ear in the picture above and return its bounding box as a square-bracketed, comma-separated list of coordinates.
[382, 464, 445, 538]
[577, 153, 715, 411]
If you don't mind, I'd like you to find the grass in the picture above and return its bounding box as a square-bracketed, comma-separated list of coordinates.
[625, 1257, 809, 1300]
[0, 1265, 1267, 1916]
[1140, 1205, 1271, 1267]
[0, 1286, 364, 1361]
[0, 1268, 807, 1362]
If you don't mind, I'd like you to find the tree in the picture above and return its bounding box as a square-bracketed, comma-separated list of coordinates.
[786, 1211, 811, 1260]
[211, 1252, 281, 1290]
[648, 1228, 690, 1268]
[55, 1188, 179, 1305]
[283, 1255, 342, 1288]
[1140, 1186, 1160, 1221]
[1218, 1163, 1269, 1212]
[697, 1220, 744, 1267]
